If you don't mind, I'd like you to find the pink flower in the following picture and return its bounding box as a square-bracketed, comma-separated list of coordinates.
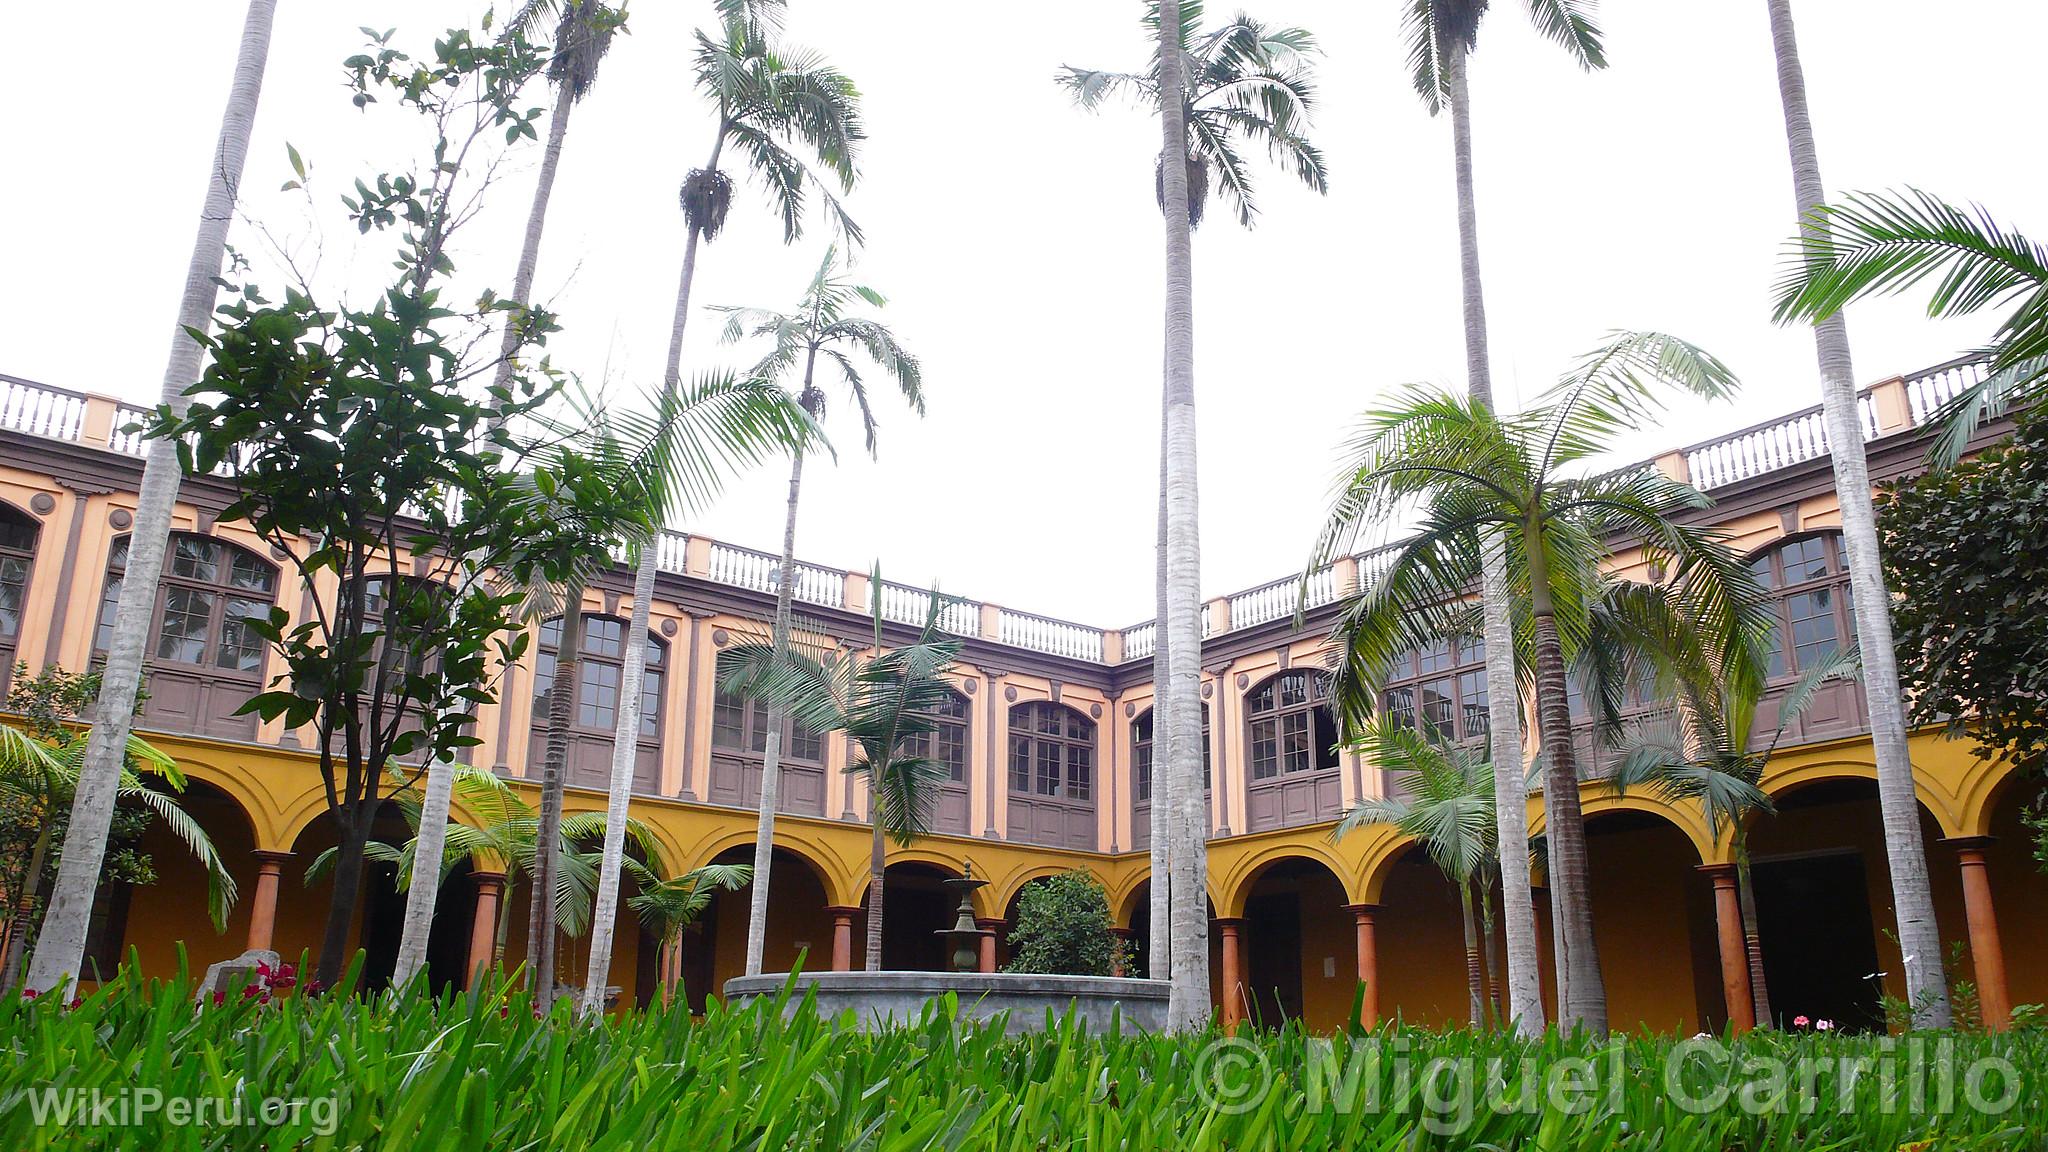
[1816, 1019, 1834, 1032]
[1793, 1015, 1810, 1028]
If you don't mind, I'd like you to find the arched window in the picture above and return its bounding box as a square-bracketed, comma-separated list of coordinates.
[707, 649, 826, 816]
[529, 614, 665, 794]
[0, 504, 39, 683]
[1749, 534, 1851, 680]
[1379, 637, 1489, 744]
[1130, 703, 1209, 852]
[1245, 670, 1341, 832]
[1007, 702, 1096, 849]
[908, 689, 971, 835]
[1131, 704, 1208, 805]
[93, 532, 277, 739]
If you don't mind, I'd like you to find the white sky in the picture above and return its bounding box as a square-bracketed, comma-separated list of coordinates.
[4, 1, 2041, 628]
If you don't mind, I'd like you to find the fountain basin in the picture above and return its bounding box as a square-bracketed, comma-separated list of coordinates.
[723, 971, 1170, 1035]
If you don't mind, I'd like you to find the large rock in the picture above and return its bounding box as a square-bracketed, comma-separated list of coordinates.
[723, 971, 1170, 1035]
[195, 949, 280, 1002]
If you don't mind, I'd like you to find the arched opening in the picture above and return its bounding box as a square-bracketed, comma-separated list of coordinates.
[1233, 857, 1354, 1031]
[1243, 670, 1340, 832]
[530, 614, 665, 794]
[0, 500, 40, 694]
[1581, 809, 1719, 1034]
[1748, 776, 1964, 1032]
[286, 800, 476, 994]
[1121, 878, 1221, 995]
[95, 532, 278, 739]
[1007, 701, 1097, 849]
[1373, 843, 1488, 1028]
[856, 861, 961, 972]
[92, 778, 257, 981]
[1980, 776, 2048, 1010]
[696, 845, 834, 1003]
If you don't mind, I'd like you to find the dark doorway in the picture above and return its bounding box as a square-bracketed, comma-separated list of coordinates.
[876, 864, 954, 972]
[1752, 851, 1885, 1032]
[1244, 890, 1304, 1027]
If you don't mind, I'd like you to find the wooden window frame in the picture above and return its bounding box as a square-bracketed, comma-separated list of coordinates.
[532, 614, 667, 747]
[93, 532, 278, 683]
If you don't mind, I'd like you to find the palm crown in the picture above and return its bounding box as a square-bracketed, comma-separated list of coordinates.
[1402, 0, 1604, 114]
[1058, 0, 1327, 228]
[714, 246, 922, 453]
[681, 7, 864, 246]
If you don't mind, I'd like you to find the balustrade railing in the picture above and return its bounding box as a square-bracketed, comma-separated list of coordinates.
[0, 377, 87, 442]
[876, 581, 980, 635]
[997, 608, 1104, 662]
[1905, 356, 1991, 425]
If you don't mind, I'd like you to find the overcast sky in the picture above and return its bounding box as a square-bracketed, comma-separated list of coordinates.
[5, 1, 2041, 628]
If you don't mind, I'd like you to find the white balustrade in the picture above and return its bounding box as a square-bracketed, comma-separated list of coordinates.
[1906, 357, 1991, 425]
[0, 377, 88, 442]
[997, 608, 1104, 662]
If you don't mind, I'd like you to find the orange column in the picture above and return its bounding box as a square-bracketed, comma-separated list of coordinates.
[1346, 904, 1380, 1029]
[827, 906, 858, 972]
[1218, 918, 1246, 1029]
[1698, 864, 1754, 1033]
[976, 919, 1005, 974]
[245, 851, 292, 954]
[1948, 838, 2012, 1031]
[467, 871, 506, 989]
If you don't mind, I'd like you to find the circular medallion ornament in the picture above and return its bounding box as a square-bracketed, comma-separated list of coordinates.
[29, 492, 55, 515]
[1236, 673, 1249, 690]
[1123, 702, 1135, 719]
[964, 678, 977, 695]
[1003, 685, 1017, 703]
[711, 628, 729, 647]
[660, 618, 678, 637]
[1090, 703, 1102, 719]
[109, 508, 132, 530]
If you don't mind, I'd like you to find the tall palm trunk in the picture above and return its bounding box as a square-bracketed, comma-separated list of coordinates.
[395, 75, 583, 996]
[1155, 0, 1211, 1033]
[1732, 825, 1773, 1026]
[1479, 879, 1502, 1023]
[1148, 424, 1171, 981]
[578, 544, 655, 1016]
[1526, 530, 1607, 1034]
[745, 380, 816, 975]
[28, 0, 278, 994]
[528, 596, 584, 998]
[588, 136, 726, 995]
[1763, 0, 1949, 1029]
[864, 780, 885, 970]
[1443, 39, 1545, 1037]
[2, 823, 53, 987]
[1458, 877, 1484, 1026]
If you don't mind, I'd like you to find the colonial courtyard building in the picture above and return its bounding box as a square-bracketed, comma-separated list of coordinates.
[0, 358, 2038, 1033]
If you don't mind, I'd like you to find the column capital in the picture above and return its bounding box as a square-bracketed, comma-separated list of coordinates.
[1695, 862, 1739, 882]
[1214, 916, 1247, 931]
[975, 917, 1007, 933]
[252, 849, 295, 868]
[1343, 903, 1381, 919]
[824, 905, 863, 919]
[1943, 835, 1997, 855]
[470, 869, 508, 887]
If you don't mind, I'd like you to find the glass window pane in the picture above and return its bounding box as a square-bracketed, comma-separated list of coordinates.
[0, 514, 35, 552]
[578, 661, 619, 728]
[1067, 745, 1091, 801]
[106, 536, 130, 571]
[1009, 733, 1031, 792]
[155, 587, 213, 663]
[639, 670, 662, 739]
[1420, 677, 1455, 742]
[1458, 669, 1490, 741]
[0, 556, 26, 639]
[228, 550, 274, 593]
[1036, 741, 1060, 796]
[1249, 718, 1277, 779]
[169, 537, 219, 582]
[534, 650, 556, 707]
[1282, 711, 1310, 772]
[1381, 686, 1414, 731]
[216, 596, 269, 672]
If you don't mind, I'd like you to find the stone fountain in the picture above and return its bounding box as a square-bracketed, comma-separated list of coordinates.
[724, 860, 1168, 1035]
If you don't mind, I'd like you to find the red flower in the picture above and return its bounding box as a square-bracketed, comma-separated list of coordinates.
[211, 989, 227, 1007]
[242, 984, 264, 1001]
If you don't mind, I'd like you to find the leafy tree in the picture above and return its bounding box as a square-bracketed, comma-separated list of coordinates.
[0, 666, 235, 986]
[715, 252, 922, 976]
[1392, 0, 1605, 1041]
[1335, 721, 1495, 1026]
[1309, 331, 1766, 1035]
[27, 0, 279, 995]
[1759, 0, 1951, 1027]
[626, 859, 750, 1008]
[1879, 410, 2048, 868]
[719, 571, 960, 971]
[1003, 871, 1129, 979]
[141, 23, 634, 989]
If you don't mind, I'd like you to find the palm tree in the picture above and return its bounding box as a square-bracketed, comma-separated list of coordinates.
[575, 378, 817, 1018]
[1394, 0, 1605, 1039]
[625, 858, 750, 1007]
[388, 0, 627, 987]
[1614, 645, 1858, 1030]
[0, 714, 237, 985]
[602, 5, 863, 981]
[720, 574, 962, 971]
[1311, 331, 1767, 1035]
[1773, 190, 2046, 466]
[1059, 0, 1328, 992]
[1335, 721, 1496, 1026]
[714, 255, 921, 977]
[27, 0, 278, 994]
[1759, 0, 1950, 1028]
